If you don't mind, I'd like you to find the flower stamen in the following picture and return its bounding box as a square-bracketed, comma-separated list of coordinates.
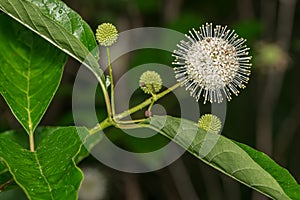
[173, 23, 252, 103]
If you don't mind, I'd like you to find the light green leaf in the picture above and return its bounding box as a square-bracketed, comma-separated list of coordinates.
[0, 14, 67, 134]
[0, 0, 104, 83]
[0, 127, 89, 200]
[150, 115, 300, 200]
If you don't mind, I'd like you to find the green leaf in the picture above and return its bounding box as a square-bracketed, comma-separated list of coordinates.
[0, 126, 94, 191]
[0, 15, 67, 134]
[0, 127, 64, 150]
[0, 127, 56, 192]
[234, 141, 300, 200]
[74, 130, 102, 163]
[0, 127, 90, 200]
[150, 115, 300, 200]
[0, 0, 104, 83]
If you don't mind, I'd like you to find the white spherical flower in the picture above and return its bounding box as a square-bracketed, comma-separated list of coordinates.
[172, 23, 252, 103]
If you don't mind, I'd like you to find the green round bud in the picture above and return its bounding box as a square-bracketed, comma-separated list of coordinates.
[96, 23, 118, 46]
[198, 114, 222, 134]
[139, 71, 162, 94]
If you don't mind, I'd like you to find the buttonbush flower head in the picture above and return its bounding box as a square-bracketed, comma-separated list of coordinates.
[172, 23, 252, 103]
[198, 114, 222, 134]
[96, 23, 118, 46]
[139, 71, 162, 94]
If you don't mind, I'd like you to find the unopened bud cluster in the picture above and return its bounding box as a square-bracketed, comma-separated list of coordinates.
[139, 71, 162, 94]
[198, 114, 222, 134]
[96, 23, 118, 46]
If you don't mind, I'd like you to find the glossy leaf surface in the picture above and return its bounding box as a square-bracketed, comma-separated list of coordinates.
[150, 115, 300, 200]
[0, 15, 67, 134]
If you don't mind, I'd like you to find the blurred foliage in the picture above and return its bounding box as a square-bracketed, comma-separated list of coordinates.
[1, 0, 300, 199]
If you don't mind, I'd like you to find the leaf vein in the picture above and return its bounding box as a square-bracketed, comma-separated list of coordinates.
[33, 153, 54, 200]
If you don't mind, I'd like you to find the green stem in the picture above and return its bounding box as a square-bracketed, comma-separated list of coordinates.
[89, 117, 114, 135]
[90, 82, 181, 134]
[116, 123, 149, 130]
[147, 97, 155, 111]
[83, 53, 112, 125]
[29, 131, 34, 152]
[115, 82, 181, 120]
[107, 47, 115, 117]
[96, 76, 112, 120]
[117, 119, 146, 124]
[0, 178, 13, 191]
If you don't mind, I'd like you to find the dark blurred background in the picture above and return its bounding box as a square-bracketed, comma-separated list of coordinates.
[1, 0, 300, 199]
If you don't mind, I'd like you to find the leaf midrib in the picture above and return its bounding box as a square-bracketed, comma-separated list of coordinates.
[187, 138, 289, 199]
[150, 116, 291, 200]
[33, 152, 54, 200]
[26, 36, 33, 135]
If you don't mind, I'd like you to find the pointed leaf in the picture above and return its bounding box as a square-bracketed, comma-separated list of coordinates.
[0, 126, 95, 191]
[0, 0, 104, 83]
[0, 15, 67, 134]
[0, 127, 90, 200]
[150, 115, 300, 200]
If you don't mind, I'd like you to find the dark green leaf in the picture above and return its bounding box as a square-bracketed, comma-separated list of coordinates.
[0, 127, 56, 192]
[28, 0, 98, 57]
[150, 115, 300, 200]
[0, 0, 104, 84]
[0, 127, 90, 200]
[0, 15, 67, 134]
[0, 126, 94, 191]
[234, 141, 300, 200]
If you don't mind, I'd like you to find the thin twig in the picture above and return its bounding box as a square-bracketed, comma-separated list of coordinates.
[89, 82, 181, 134]
[107, 47, 115, 117]
[0, 178, 13, 192]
